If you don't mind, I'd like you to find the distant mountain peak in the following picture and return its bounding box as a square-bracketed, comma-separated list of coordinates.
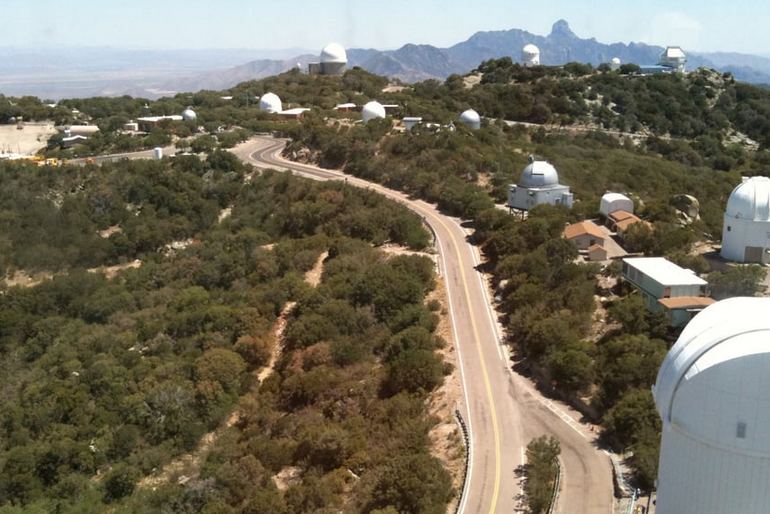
[550, 19, 576, 39]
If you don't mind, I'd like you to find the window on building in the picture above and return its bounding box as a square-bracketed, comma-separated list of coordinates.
[737, 421, 747, 439]
[727, 226, 731, 232]
[663, 287, 671, 298]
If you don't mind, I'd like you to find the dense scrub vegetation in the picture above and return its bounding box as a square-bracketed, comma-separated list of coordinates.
[0, 156, 451, 512]
[4, 61, 770, 495]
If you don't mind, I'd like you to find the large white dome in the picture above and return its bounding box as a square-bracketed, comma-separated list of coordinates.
[522, 44, 540, 57]
[181, 107, 197, 121]
[361, 101, 386, 122]
[458, 109, 481, 130]
[321, 43, 348, 64]
[259, 92, 283, 114]
[725, 176, 770, 221]
[519, 159, 559, 187]
[654, 297, 770, 514]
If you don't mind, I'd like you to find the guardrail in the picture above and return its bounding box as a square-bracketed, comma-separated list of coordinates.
[453, 408, 471, 514]
[546, 458, 563, 514]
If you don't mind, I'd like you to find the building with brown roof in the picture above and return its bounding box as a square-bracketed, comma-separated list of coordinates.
[563, 220, 605, 250]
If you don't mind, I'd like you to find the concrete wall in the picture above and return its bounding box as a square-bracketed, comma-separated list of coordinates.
[721, 215, 770, 263]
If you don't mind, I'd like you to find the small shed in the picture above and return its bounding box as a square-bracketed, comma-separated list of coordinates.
[600, 192, 634, 217]
[587, 244, 608, 262]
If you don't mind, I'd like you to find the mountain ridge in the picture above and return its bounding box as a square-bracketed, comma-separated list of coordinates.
[168, 19, 769, 94]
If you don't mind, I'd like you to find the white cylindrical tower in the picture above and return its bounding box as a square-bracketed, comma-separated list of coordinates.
[654, 297, 770, 514]
[153, 147, 163, 160]
[258, 92, 283, 113]
[721, 176, 770, 263]
[522, 44, 541, 67]
[361, 101, 386, 123]
[320, 42, 348, 75]
[458, 109, 481, 130]
[610, 57, 621, 71]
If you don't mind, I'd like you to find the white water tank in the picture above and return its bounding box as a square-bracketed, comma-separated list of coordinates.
[153, 147, 163, 160]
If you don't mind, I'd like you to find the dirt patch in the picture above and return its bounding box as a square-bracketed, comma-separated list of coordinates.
[0, 122, 57, 155]
[382, 84, 409, 93]
[98, 225, 122, 238]
[218, 207, 232, 223]
[272, 466, 303, 492]
[463, 73, 482, 89]
[305, 250, 328, 288]
[425, 278, 465, 512]
[2, 269, 54, 289]
[88, 259, 142, 279]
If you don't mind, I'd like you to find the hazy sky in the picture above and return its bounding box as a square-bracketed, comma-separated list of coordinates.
[4, 0, 769, 55]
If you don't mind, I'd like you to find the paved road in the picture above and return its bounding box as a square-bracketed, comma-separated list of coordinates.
[232, 137, 615, 514]
[69, 145, 176, 165]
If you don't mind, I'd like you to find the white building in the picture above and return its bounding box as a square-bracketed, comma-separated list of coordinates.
[507, 157, 573, 211]
[659, 46, 687, 72]
[599, 192, 633, 217]
[721, 176, 770, 263]
[258, 92, 283, 114]
[57, 124, 100, 137]
[622, 257, 713, 327]
[458, 109, 481, 130]
[361, 101, 386, 123]
[402, 117, 423, 131]
[654, 297, 770, 514]
[309, 43, 348, 75]
[522, 44, 541, 67]
[610, 57, 621, 71]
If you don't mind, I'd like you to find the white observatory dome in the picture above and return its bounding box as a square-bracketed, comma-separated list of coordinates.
[182, 107, 197, 122]
[522, 44, 541, 66]
[259, 92, 283, 114]
[519, 158, 559, 187]
[611, 57, 621, 65]
[361, 101, 386, 122]
[458, 109, 481, 130]
[725, 176, 770, 221]
[654, 297, 770, 514]
[320, 42, 348, 64]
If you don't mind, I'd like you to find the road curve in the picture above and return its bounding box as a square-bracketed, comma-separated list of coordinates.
[232, 136, 615, 514]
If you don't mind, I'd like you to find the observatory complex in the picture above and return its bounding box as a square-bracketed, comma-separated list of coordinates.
[507, 157, 573, 210]
[521, 44, 541, 66]
[308, 43, 348, 75]
[654, 297, 770, 513]
[721, 176, 770, 263]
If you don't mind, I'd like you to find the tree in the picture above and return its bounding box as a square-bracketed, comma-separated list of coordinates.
[103, 464, 139, 502]
[384, 349, 445, 395]
[709, 265, 767, 299]
[524, 435, 561, 514]
[369, 454, 453, 514]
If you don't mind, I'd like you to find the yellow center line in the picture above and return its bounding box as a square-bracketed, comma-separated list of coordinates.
[259, 140, 503, 513]
[429, 213, 502, 514]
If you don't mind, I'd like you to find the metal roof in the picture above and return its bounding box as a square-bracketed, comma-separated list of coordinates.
[623, 257, 707, 286]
